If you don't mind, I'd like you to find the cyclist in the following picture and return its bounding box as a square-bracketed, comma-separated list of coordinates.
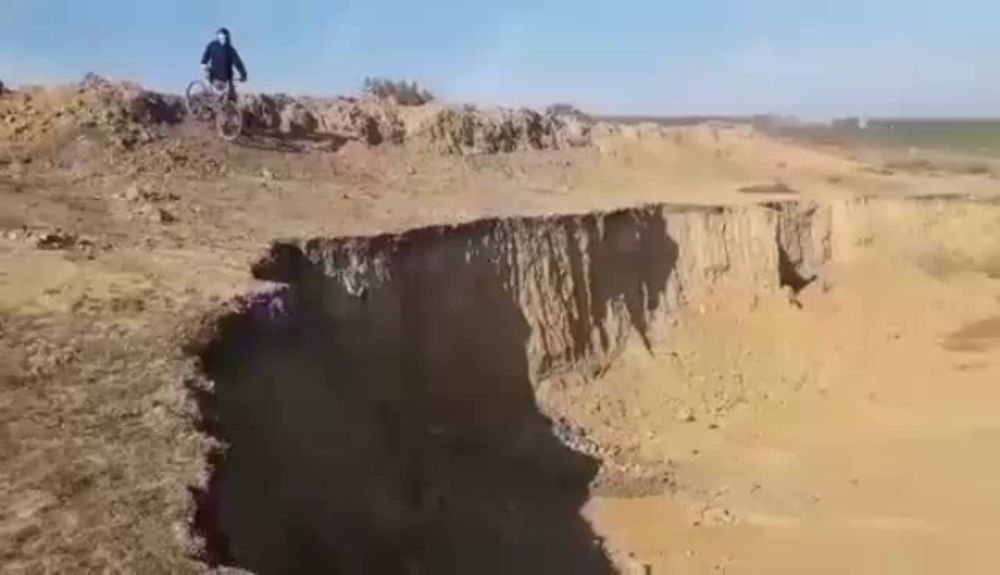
[200, 27, 247, 100]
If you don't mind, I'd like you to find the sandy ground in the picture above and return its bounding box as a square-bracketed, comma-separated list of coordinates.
[585, 256, 1000, 574]
[565, 199, 1000, 574]
[3, 86, 1000, 573]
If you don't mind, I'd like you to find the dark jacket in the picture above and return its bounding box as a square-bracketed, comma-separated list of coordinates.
[201, 41, 247, 82]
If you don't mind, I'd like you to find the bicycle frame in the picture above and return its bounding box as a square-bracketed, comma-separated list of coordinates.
[186, 77, 245, 140]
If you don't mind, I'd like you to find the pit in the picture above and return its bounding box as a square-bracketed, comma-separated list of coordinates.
[192, 197, 1000, 574]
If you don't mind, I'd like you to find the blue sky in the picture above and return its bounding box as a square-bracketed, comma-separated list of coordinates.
[3, 0, 1000, 117]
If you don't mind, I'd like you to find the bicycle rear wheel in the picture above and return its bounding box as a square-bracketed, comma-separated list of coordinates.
[185, 80, 213, 121]
[216, 100, 244, 141]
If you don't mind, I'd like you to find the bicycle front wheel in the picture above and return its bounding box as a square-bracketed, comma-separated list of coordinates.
[216, 100, 244, 141]
[185, 80, 213, 122]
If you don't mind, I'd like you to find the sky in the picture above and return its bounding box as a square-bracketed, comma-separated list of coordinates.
[3, 0, 1000, 118]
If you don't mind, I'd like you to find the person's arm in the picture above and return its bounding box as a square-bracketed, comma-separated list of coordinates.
[201, 43, 212, 66]
[231, 46, 248, 81]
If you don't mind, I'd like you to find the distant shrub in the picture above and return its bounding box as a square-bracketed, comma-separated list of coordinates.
[545, 102, 591, 121]
[960, 162, 992, 176]
[884, 159, 936, 173]
[362, 77, 435, 106]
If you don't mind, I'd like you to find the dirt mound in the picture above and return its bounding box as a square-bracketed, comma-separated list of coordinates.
[241, 95, 406, 145]
[1, 76, 594, 161]
[414, 106, 592, 155]
[239, 92, 594, 154]
[0, 74, 182, 151]
[239, 96, 593, 154]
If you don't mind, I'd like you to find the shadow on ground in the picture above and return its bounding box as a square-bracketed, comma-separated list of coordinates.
[235, 129, 350, 154]
[197, 243, 621, 573]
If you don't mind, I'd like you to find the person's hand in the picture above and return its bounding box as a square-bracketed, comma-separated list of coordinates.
[239, 76, 247, 83]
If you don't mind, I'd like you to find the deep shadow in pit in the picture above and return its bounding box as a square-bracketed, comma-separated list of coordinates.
[196, 212, 677, 574]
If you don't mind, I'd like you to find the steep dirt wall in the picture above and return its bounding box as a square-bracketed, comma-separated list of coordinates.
[254, 202, 829, 383]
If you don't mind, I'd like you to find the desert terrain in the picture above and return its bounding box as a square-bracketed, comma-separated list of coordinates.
[2, 77, 1000, 574]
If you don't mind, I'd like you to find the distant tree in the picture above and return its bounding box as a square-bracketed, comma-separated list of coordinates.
[362, 77, 435, 106]
[545, 103, 591, 121]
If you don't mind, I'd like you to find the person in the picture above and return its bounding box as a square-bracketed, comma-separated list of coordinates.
[200, 28, 247, 100]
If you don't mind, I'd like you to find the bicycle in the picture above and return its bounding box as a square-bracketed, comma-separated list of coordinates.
[185, 77, 244, 141]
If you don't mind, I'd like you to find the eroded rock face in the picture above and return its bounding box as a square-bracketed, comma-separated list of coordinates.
[255, 202, 828, 380]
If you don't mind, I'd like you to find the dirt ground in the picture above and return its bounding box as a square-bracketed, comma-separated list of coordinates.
[3, 80, 1000, 573]
[582, 244, 1000, 574]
